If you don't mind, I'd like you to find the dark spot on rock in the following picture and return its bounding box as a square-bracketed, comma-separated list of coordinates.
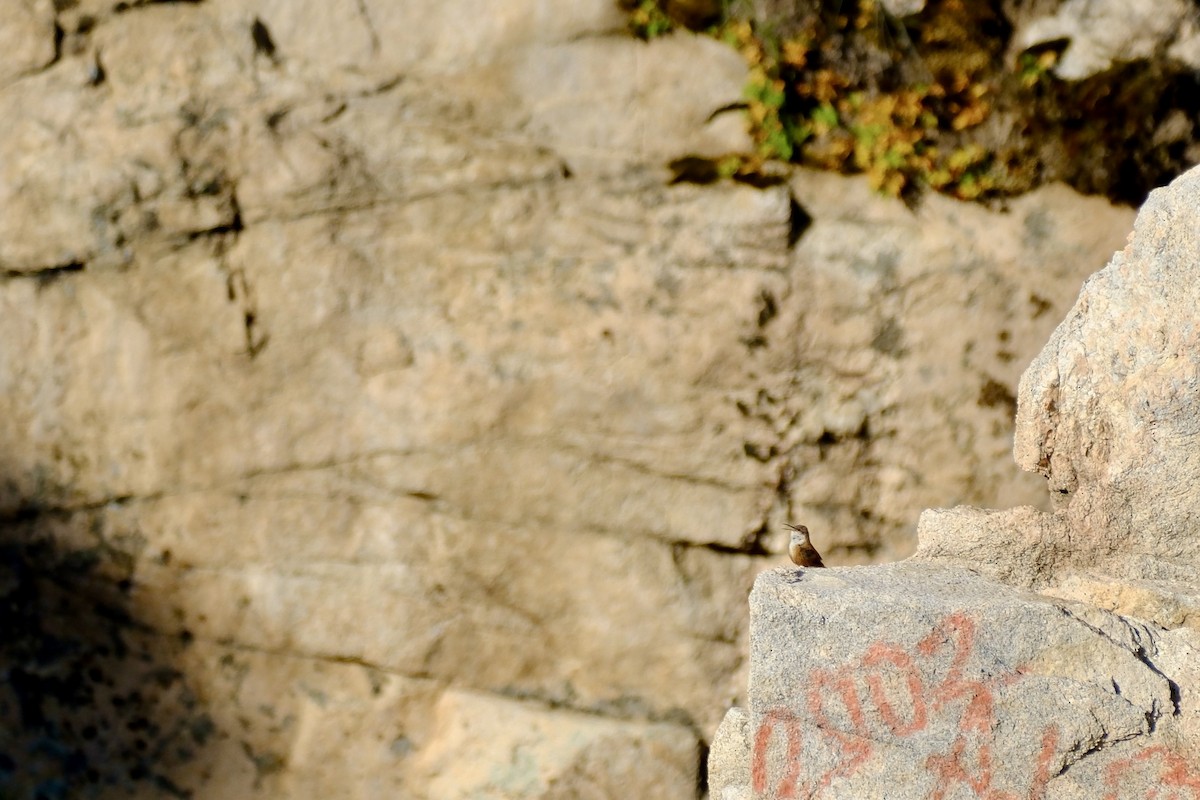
[265, 108, 289, 130]
[190, 177, 223, 198]
[788, 195, 812, 247]
[978, 377, 1017, 415]
[757, 289, 778, 327]
[87, 54, 106, 86]
[250, 17, 276, 59]
[190, 714, 216, 745]
[1029, 293, 1053, 318]
[50, 21, 65, 66]
[871, 317, 906, 357]
[667, 156, 722, 185]
[743, 441, 775, 462]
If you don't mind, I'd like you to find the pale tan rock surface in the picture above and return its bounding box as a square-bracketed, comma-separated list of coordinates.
[410, 689, 697, 799]
[0, 0, 1138, 797]
[0, 0, 56, 86]
[709, 706, 752, 800]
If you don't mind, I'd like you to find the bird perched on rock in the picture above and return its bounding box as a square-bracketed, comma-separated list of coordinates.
[786, 524, 825, 568]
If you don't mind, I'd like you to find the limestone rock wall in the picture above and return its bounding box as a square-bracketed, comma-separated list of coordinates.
[0, 1, 1134, 797]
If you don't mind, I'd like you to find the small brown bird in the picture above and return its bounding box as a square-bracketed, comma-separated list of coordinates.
[786, 524, 825, 568]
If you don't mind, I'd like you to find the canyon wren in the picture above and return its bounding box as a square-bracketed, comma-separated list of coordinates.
[786, 524, 825, 568]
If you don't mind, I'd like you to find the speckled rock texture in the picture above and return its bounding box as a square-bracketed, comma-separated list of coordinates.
[0, 0, 1136, 797]
[710, 166, 1200, 799]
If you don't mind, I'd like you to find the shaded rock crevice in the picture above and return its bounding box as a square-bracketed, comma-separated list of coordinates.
[0, 262, 86, 283]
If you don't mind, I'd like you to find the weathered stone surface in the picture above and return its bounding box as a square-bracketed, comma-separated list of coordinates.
[409, 689, 697, 799]
[1013, 0, 1200, 79]
[501, 34, 753, 176]
[1015, 166, 1200, 560]
[710, 706, 753, 800]
[733, 566, 1196, 799]
[0, 0, 56, 86]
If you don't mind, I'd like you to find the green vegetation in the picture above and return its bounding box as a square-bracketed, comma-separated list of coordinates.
[707, 2, 1023, 200]
[629, 0, 674, 39]
[627, 0, 1200, 206]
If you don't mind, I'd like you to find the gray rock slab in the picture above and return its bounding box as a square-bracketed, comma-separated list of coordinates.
[738, 565, 1194, 799]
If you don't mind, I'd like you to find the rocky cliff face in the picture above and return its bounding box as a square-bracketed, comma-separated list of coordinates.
[0, 1, 1134, 797]
[711, 166, 1200, 799]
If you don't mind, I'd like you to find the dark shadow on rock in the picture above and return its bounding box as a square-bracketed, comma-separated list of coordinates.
[0, 483, 214, 799]
[787, 194, 812, 247]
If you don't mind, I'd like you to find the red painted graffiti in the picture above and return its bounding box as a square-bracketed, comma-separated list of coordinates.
[1028, 725, 1059, 800]
[806, 667, 872, 791]
[750, 612, 1058, 799]
[1102, 746, 1200, 800]
[862, 642, 926, 736]
[750, 610, 1200, 798]
[752, 708, 803, 797]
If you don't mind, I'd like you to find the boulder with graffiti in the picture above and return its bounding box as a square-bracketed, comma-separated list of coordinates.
[709, 165, 1200, 799]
